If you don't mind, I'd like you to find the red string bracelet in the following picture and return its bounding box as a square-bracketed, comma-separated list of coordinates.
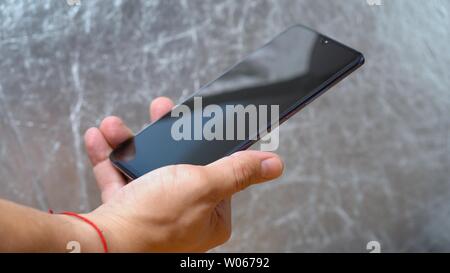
[49, 209, 109, 253]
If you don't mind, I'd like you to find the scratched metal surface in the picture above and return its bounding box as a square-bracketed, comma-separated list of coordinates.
[0, 0, 449, 252]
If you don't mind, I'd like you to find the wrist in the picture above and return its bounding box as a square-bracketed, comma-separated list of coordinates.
[86, 209, 132, 252]
[88, 206, 160, 252]
[51, 213, 106, 253]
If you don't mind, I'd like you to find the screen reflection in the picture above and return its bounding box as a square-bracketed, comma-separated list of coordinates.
[111, 25, 363, 179]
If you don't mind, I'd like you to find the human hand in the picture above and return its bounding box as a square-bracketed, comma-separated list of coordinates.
[83, 97, 284, 252]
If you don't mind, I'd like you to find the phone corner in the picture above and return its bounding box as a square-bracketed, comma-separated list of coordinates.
[357, 52, 365, 66]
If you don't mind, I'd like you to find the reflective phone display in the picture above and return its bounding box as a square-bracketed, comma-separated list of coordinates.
[110, 25, 364, 179]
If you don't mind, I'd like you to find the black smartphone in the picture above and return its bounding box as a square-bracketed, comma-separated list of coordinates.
[110, 25, 364, 180]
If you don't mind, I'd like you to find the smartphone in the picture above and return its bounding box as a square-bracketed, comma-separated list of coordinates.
[110, 24, 364, 180]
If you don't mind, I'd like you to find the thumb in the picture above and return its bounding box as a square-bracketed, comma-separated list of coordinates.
[205, 151, 284, 199]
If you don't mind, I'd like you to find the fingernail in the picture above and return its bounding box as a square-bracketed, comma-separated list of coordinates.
[261, 157, 283, 179]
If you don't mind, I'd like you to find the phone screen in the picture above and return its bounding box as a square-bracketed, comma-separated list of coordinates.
[110, 25, 364, 179]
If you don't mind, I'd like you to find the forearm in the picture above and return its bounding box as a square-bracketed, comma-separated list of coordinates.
[0, 199, 101, 252]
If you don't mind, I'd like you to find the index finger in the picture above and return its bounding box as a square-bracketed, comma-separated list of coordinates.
[150, 97, 174, 122]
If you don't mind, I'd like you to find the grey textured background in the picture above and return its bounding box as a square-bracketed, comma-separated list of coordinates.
[0, 0, 449, 252]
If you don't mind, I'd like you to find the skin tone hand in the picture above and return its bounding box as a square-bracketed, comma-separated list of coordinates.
[83, 97, 284, 252]
[0, 97, 283, 253]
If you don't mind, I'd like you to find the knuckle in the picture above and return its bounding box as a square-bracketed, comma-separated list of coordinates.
[159, 165, 180, 182]
[155, 165, 190, 189]
[165, 164, 195, 177]
[163, 164, 212, 193]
